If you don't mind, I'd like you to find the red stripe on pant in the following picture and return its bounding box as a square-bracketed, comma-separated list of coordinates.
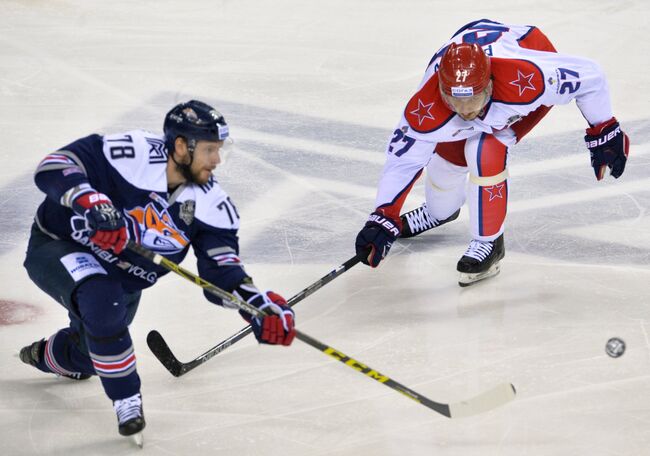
[477, 135, 508, 237]
[479, 181, 508, 236]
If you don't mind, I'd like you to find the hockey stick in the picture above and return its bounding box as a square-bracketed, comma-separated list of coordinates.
[128, 241, 516, 418]
[146, 255, 362, 377]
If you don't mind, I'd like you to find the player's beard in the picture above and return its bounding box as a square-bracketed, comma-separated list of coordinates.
[176, 163, 211, 185]
[190, 167, 212, 185]
[170, 147, 215, 186]
[170, 149, 198, 185]
[175, 161, 195, 184]
[172, 157, 211, 185]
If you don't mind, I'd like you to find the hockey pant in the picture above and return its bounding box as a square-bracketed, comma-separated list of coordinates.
[23, 224, 142, 401]
[425, 132, 512, 242]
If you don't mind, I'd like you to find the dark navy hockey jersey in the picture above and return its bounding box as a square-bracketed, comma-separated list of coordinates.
[33, 130, 247, 302]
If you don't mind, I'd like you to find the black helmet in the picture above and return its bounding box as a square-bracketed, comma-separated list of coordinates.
[163, 100, 229, 150]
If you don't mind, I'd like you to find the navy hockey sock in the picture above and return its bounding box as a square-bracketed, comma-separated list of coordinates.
[75, 276, 141, 400]
[22, 328, 94, 379]
[86, 330, 141, 401]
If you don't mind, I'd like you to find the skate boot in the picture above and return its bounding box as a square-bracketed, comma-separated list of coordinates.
[114, 392, 145, 446]
[457, 234, 505, 287]
[19, 339, 91, 380]
[400, 203, 460, 238]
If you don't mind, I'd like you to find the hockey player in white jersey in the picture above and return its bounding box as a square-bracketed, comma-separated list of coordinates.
[19, 100, 296, 443]
[355, 19, 630, 286]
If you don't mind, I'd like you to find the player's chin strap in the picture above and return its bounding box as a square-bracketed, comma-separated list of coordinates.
[126, 240, 517, 419]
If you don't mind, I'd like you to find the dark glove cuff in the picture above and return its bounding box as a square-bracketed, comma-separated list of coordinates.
[233, 276, 258, 302]
[366, 211, 401, 238]
[234, 277, 262, 323]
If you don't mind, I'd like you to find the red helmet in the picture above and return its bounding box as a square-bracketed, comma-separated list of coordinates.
[438, 42, 491, 98]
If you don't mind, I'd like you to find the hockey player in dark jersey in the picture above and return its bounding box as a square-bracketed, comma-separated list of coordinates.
[19, 100, 296, 442]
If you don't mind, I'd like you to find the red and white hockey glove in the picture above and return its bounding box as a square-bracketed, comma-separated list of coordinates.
[585, 117, 630, 181]
[240, 291, 296, 346]
[72, 192, 129, 254]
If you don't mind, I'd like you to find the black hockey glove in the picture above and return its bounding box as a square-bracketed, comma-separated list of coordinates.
[585, 117, 629, 181]
[355, 211, 401, 267]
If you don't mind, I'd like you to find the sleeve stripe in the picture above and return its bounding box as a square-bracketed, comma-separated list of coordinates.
[207, 246, 236, 256]
[212, 253, 242, 266]
[38, 155, 75, 166]
[35, 150, 87, 176]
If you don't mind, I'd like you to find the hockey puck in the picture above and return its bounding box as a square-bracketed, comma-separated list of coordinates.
[605, 337, 626, 358]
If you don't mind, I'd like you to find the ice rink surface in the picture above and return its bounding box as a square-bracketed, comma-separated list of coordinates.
[1, 1, 650, 454]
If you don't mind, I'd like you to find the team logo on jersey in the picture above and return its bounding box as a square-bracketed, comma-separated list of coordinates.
[126, 203, 190, 254]
[179, 200, 195, 225]
[509, 70, 536, 96]
[146, 137, 167, 164]
[409, 99, 436, 125]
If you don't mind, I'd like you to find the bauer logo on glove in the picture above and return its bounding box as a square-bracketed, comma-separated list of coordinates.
[584, 117, 630, 181]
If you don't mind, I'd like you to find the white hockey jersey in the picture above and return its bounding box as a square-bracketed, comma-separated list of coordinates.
[375, 19, 613, 218]
[34, 130, 247, 297]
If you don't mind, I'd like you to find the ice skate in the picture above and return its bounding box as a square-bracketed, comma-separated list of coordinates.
[400, 203, 460, 238]
[19, 339, 91, 380]
[457, 234, 505, 287]
[114, 392, 146, 447]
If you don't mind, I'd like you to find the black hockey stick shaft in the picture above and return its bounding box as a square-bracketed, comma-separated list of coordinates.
[146, 255, 361, 376]
[129, 241, 516, 418]
[286, 255, 362, 306]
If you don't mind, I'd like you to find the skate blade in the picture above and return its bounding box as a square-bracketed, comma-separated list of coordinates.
[458, 262, 501, 287]
[131, 432, 144, 448]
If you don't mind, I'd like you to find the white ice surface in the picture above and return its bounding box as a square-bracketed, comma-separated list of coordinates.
[1, 1, 650, 455]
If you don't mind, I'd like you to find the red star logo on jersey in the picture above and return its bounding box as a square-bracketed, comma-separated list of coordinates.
[484, 183, 505, 201]
[409, 99, 435, 125]
[509, 70, 536, 96]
